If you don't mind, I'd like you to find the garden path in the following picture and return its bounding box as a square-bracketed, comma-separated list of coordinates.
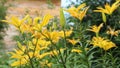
[4, 0, 60, 51]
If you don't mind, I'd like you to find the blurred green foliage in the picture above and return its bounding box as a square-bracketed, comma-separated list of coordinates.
[0, 0, 10, 68]
[0, 51, 11, 68]
[0, 0, 8, 39]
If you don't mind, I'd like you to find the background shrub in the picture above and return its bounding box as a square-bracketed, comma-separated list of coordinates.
[0, 0, 8, 39]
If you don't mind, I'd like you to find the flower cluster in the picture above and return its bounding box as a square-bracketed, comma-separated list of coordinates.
[1, 0, 120, 68]
[4, 14, 73, 67]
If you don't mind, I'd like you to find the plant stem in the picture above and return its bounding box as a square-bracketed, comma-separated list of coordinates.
[58, 49, 66, 68]
[63, 29, 68, 63]
[28, 55, 34, 68]
[32, 38, 38, 58]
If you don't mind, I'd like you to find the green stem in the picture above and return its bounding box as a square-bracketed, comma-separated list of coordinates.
[20, 59, 22, 68]
[96, 33, 99, 37]
[25, 41, 34, 68]
[63, 29, 67, 47]
[28, 54, 34, 68]
[32, 38, 38, 58]
[63, 29, 68, 63]
[104, 51, 107, 68]
[83, 46, 91, 68]
[110, 35, 113, 40]
[49, 39, 66, 68]
[58, 49, 66, 68]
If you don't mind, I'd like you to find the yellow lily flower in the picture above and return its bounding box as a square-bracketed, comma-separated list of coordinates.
[19, 23, 34, 33]
[87, 23, 103, 35]
[78, 7, 89, 21]
[34, 14, 53, 31]
[41, 29, 72, 43]
[65, 3, 89, 21]
[41, 14, 53, 27]
[116, 0, 120, 2]
[38, 52, 50, 59]
[66, 3, 86, 17]
[71, 49, 82, 53]
[66, 7, 78, 17]
[42, 30, 61, 43]
[50, 48, 65, 56]
[10, 46, 26, 59]
[40, 60, 52, 68]
[106, 26, 120, 36]
[67, 39, 79, 45]
[76, 3, 86, 12]
[91, 36, 116, 50]
[33, 17, 42, 25]
[2, 15, 29, 28]
[59, 30, 73, 38]
[32, 31, 43, 39]
[94, 1, 120, 15]
[11, 56, 28, 66]
[37, 39, 51, 47]
[9, 46, 29, 66]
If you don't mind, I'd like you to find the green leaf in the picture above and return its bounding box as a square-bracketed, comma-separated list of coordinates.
[60, 8, 66, 28]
